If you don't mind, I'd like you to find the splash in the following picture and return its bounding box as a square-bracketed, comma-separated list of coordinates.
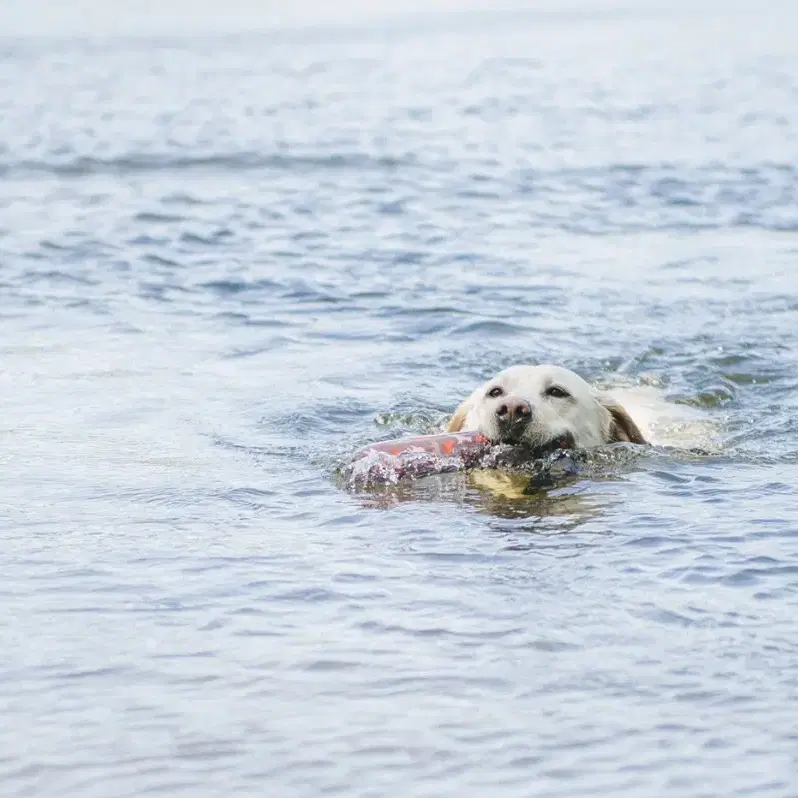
[342, 431, 491, 489]
[340, 432, 580, 490]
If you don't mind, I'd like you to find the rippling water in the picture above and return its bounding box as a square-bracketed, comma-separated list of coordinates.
[3, 4, 798, 796]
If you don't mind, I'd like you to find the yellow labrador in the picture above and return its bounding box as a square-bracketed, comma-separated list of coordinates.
[446, 364, 647, 449]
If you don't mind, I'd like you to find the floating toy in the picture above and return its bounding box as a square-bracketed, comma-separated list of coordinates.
[345, 431, 492, 487]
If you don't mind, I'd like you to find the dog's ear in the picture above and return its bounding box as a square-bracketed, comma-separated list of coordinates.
[446, 399, 472, 433]
[599, 398, 648, 445]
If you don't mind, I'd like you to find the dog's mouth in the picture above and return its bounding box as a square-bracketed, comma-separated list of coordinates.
[499, 431, 575, 456]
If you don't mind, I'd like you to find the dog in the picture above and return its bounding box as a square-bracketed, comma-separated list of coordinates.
[446, 364, 647, 451]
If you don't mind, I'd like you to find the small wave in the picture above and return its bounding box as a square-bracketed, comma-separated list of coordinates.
[0, 151, 413, 178]
[200, 278, 282, 295]
[450, 319, 534, 337]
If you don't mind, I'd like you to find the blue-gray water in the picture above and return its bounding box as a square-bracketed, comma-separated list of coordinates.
[3, 4, 798, 796]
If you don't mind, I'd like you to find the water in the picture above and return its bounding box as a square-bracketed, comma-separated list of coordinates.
[2, 3, 798, 796]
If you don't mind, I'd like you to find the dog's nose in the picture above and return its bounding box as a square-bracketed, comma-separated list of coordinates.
[495, 397, 532, 427]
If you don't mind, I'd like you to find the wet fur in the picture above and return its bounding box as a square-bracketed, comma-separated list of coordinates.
[446, 402, 471, 435]
[603, 402, 647, 445]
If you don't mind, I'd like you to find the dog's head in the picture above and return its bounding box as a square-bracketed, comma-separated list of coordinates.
[446, 364, 646, 449]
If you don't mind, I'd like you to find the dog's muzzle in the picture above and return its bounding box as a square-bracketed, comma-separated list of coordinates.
[495, 397, 533, 443]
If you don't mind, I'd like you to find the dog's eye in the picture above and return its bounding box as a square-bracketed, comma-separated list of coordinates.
[486, 386, 504, 398]
[545, 385, 570, 399]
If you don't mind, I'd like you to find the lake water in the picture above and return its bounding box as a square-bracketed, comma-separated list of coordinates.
[2, 4, 798, 796]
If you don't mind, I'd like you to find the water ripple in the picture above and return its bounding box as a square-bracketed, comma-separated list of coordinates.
[2, 8, 798, 798]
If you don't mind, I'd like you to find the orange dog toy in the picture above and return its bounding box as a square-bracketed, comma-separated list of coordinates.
[352, 431, 491, 460]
